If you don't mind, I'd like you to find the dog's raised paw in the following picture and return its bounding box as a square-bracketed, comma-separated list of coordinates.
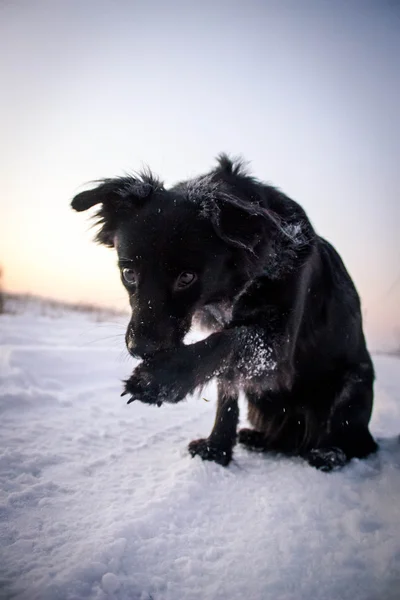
[122, 373, 165, 406]
[188, 438, 232, 466]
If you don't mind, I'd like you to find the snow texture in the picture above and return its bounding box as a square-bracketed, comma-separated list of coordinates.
[1, 309, 400, 600]
[239, 331, 277, 377]
[281, 221, 309, 247]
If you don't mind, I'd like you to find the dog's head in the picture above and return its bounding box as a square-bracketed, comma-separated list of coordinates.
[71, 155, 272, 358]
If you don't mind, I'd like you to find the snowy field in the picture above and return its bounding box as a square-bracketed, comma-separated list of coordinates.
[1, 307, 400, 600]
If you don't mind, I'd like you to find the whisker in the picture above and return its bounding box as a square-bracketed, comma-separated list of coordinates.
[78, 334, 125, 347]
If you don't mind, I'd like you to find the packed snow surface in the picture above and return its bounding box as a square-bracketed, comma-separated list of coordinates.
[1, 309, 400, 600]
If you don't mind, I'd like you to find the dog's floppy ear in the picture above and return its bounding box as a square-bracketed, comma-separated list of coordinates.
[199, 154, 268, 252]
[182, 165, 269, 254]
[71, 173, 162, 247]
[209, 194, 268, 253]
[71, 180, 121, 212]
[71, 178, 153, 212]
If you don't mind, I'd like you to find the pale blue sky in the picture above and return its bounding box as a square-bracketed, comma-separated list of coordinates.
[1, 0, 399, 348]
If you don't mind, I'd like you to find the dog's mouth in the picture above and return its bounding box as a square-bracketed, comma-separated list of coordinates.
[126, 336, 181, 360]
[126, 318, 190, 360]
[126, 340, 155, 360]
[130, 349, 158, 361]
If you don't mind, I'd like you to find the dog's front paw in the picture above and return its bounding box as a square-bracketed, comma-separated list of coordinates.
[123, 353, 195, 406]
[306, 447, 347, 472]
[188, 438, 232, 466]
[122, 367, 163, 406]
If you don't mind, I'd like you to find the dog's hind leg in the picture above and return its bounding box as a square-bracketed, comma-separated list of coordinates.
[237, 428, 269, 450]
[238, 397, 287, 452]
[188, 380, 239, 466]
[305, 363, 378, 471]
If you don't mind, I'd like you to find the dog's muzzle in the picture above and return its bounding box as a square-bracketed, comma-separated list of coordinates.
[125, 325, 176, 359]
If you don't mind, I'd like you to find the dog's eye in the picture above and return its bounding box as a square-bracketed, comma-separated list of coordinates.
[122, 268, 137, 286]
[175, 271, 197, 290]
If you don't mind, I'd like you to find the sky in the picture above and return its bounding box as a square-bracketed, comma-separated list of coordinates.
[0, 0, 399, 349]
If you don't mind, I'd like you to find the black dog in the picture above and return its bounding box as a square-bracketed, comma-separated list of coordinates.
[71, 155, 377, 470]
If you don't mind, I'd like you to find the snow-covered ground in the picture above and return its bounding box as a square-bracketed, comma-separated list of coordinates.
[1, 308, 400, 600]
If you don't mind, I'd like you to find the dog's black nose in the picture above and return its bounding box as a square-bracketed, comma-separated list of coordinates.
[126, 333, 164, 359]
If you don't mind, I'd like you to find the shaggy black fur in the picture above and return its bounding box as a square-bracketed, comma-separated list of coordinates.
[71, 154, 378, 470]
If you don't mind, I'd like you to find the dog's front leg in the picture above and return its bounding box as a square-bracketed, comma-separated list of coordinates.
[123, 326, 285, 407]
[188, 380, 239, 466]
[123, 331, 234, 406]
